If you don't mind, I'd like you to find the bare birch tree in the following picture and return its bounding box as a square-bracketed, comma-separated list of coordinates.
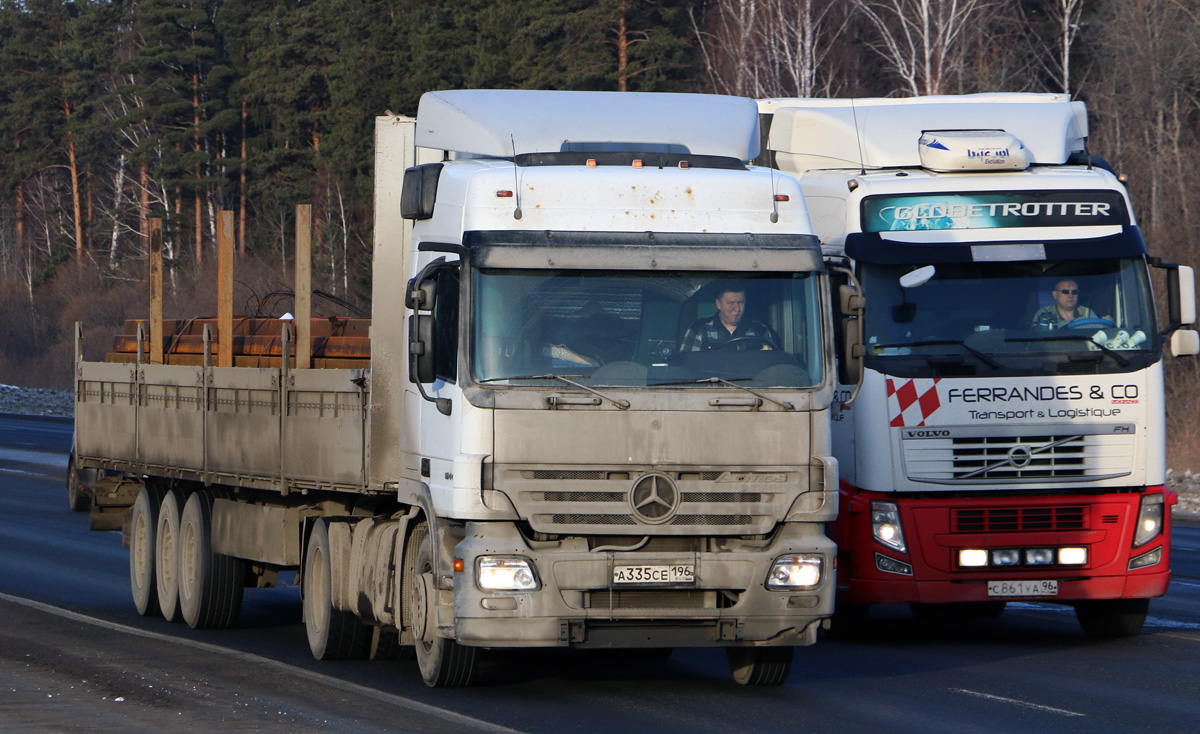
[849, 0, 991, 96]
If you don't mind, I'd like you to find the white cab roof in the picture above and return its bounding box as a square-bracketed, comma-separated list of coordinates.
[417, 90, 760, 161]
[760, 94, 1088, 174]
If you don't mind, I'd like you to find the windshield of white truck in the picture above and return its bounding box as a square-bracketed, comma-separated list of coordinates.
[858, 258, 1158, 377]
[473, 269, 823, 388]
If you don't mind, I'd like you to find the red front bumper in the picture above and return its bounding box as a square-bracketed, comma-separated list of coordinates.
[834, 483, 1174, 605]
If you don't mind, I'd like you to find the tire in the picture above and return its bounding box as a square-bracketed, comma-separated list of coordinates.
[303, 519, 370, 660]
[66, 451, 91, 513]
[726, 646, 794, 686]
[155, 489, 185, 623]
[1075, 598, 1150, 638]
[408, 522, 479, 687]
[129, 485, 166, 616]
[178, 490, 244, 630]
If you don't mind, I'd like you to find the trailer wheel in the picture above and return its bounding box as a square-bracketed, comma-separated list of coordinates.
[726, 646, 793, 686]
[129, 485, 166, 616]
[408, 522, 479, 687]
[178, 490, 244, 629]
[303, 519, 369, 660]
[66, 451, 91, 513]
[1074, 598, 1149, 638]
[155, 489, 185, 623]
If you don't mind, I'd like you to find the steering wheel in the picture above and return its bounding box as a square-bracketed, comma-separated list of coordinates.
[1068, 317, 1115, 329]
[716, 336, 777, 351]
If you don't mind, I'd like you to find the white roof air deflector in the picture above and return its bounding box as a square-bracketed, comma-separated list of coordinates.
[417, 90, 760, 161]
[761, 93, 1088, 175]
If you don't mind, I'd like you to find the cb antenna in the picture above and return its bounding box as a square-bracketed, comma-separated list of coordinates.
[510, 134, 523, 220]
[850, 98, 867, 175]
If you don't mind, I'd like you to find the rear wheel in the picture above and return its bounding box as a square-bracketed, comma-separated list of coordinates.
[303, 519, 370, 660]
[129, 485, 166, 616]
[408, 522, 479, 687]
[1075, 598, 1149, 638]
[178, 490, 244, 629]
[726, 646, 793, 686]
[66, 451, 91, 513]
[155, 489, 185, 622]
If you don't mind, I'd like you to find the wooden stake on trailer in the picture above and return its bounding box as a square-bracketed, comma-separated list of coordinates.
[149, 219, 164, 365]
[218, 210, 234, 368]
[295, 204, 312, 369]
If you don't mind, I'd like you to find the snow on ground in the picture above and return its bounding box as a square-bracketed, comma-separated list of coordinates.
[0, 384, 74, 419]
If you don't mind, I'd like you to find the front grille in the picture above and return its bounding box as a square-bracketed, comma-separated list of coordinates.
[953, 506, 1087, 532]
[902, 430, 1134, 485]
[503, 465, 800, 534]
[951, 435, 1084, 479]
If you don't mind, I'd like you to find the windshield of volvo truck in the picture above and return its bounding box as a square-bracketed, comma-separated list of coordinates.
[859, 258, 1158, 377]
[473, 269, 823, 388]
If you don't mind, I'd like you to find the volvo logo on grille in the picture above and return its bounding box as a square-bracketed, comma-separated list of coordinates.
[629, 473, 680, 524]
[1007, 445, 1034, 468]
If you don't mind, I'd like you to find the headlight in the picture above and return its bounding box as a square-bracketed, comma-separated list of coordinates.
[871, 501, 907, 553]
[1133, 493, 1165, 548]
[767, 554, 824, 590]
[476, 556, 539, 591]
[991, 549, 1020, 567]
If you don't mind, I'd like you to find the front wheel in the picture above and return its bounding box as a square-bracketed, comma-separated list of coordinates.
[408, 522, 479, 687]
[1075, 598, 1149, 638]
[726, 646, 793, 686]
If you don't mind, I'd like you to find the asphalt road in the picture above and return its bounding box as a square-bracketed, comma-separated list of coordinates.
[2, 413, 1198, 733]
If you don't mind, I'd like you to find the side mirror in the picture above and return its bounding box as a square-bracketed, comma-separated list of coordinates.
[409, 314, 436, 384]
[899, 265, 936, 289]
[1170, 329, 1199, 358]
[1175, 265, 1196, 326]
[834, 278, 866, 395]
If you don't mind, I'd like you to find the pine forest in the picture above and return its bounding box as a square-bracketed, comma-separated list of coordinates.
[3, 0, 1200, 463]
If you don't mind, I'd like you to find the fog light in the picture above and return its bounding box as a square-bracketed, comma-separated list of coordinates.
[1058, 547, 1088, 566]
[875, 553, 913, 575]
[991, 549, 1020, 567]
[1025, 549, 1054, 566]
[767, 554, 824, 590]
[476, 556, 539, 591]
[1128, 546, 1162, 570]
[959, 549, 988, 568]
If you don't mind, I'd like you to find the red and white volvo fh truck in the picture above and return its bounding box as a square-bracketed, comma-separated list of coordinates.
[759, 94, 1198, 636]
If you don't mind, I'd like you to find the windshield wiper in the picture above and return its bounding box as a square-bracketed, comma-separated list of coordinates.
[653, 376, 794, 411]
[877, 340, 1001, 370]
[1006, 334, 1130, 367]
[478, 373, 630, 409]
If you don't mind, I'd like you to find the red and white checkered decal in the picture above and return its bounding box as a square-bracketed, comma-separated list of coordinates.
[886, 378, 942, 427]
